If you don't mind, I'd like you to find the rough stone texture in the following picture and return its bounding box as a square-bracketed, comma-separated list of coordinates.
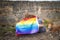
[0, 1, 60, 40]
[0, 1, 60, 25]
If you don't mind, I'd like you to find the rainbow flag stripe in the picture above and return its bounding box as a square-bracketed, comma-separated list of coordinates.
[16, 17, 39, 34]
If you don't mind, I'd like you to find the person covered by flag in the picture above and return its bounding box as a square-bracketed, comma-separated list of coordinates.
[16, 13, 46, 36]
[38, 17, 46, 33]
[16, 13, 39, 36]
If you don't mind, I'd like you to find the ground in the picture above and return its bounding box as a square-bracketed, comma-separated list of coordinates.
[0, 31, 60, 40]
[0, 24, 60, 40]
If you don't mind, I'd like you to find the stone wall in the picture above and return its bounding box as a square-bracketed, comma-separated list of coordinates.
[0, 1, 60, 25]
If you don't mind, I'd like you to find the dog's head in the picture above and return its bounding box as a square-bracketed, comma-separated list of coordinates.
[48, 23, 60, 32]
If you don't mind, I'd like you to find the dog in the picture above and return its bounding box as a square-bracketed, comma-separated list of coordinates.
[48, 22, 60, 32]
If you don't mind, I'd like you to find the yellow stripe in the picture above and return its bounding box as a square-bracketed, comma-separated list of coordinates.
[18, 18, 36, 25]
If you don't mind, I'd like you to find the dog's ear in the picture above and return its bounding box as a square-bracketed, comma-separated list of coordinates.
[24, 13, 36, 18]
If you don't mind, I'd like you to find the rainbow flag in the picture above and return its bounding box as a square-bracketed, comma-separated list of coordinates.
[16, 16, 39, 34]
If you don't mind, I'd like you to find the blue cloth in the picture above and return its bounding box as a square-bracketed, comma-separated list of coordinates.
[38, 18, 46, 33]
[38, 19, 42, 24]
[39, 27, 46, 33]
